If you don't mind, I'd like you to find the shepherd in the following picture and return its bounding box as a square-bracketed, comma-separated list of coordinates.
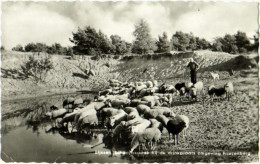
[187, 58, 198, 84]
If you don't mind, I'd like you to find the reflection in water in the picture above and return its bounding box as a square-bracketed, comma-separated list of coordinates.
[1, 94, 133, 162]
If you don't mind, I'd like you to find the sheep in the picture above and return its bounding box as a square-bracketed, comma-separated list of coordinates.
[143, 109, 166, 119]
[112, 121, 126, 142]
[77, 114, 99, 132]
[99, 88, 112, 96]
[210, 72, 219, 81]
[152, 80, 158, 87]
[165, 85, 176, 94]
[224, 82, 234, 101]
[74, 108, 97, 124]
[149, 119, 163, 132]
[175, 115, 190, 137]
[180, 82, 193, 98]
[158, 83, 167, 93]
[155, 114, 170, 127]
[138, 88, 153, 97]
[100, 107, 119, 124]
[107, 109, 127, 128]
[73, 98, 84, 108]
[137, 104, 151, 115]
[152, 106, 176, 117]
[146, 81, 153, 88]
[109, 79, 122, 84]
[127, 111, 140, 120]
[166, 115, 189, 145]
[110, 99, 131, 108]
[175, 83, 186, 91]
[62, 97, 74, 110]
[130, 99, 141, 107]
[141, 96, 161, 107]
[136, 81, 146, 87]
[209, 86, 226, 101]
[130, 119, 151, 135]
[45, 108, 68, 119]
[134, 84, 148, 93]
[189, 81, 204, 101]
[124, 116, 145, 127]
[137, 101, 150, 107]
[150, 86, 160, 94]
[124, 107, 138, 114]
[129, 127, 161, 153]
[208, 85, 216, 99]
[60, 110, 81, 125]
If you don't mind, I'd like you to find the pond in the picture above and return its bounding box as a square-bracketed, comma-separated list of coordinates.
[1, 93, 133, 163]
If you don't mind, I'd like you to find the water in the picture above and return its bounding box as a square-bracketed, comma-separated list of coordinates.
[1, 93, 131, 163]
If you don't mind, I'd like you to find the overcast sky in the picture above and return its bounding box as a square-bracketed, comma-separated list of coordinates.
[1, 1, 259, 49]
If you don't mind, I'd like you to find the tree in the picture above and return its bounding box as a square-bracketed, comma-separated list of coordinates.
[188, 34, 197, 51]
[212, 38, 223, 52]
[156, 32, 171, 53]
[12, 44, 24, 52]
[70, 26, 113, 55]
[98, 30, 113, 54]
[110, 35, 130, 55]
[70, 26, 101, 55]
[171, 31, 190, 51]
[197, 38, 211, 50]
[25, 43, 37, 52]
[132, 19, 157, 54]
[234, 31, 250, 53]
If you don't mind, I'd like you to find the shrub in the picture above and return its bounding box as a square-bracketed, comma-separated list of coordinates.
[12, 44, 24, 52]
[20, 55, 53, 83]
[1, 46, 5, 51]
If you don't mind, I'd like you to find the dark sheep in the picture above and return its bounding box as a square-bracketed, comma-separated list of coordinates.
[166, 118, 186, 145]
[175, 83, 185, 91]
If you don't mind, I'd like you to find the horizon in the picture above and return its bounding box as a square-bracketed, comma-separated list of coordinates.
[1, 1, 258, 50]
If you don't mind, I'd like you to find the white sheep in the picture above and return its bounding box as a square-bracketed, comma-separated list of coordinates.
[189, 81, 204, 101]
[77, 114, 98, 132]
[110, 99, 130, 108]
[210, 72, 219, 81]
[146, 81, 153, 88]
[155, 114, 170, 127]
[129, 127, 161, 153]
[130, 119, 151, 135]
[149, 119, 163, 131]
[123, 107, 138, 114]
[224, 82, 234, 101]
[152, 106, 176, 117]
[127, 110, 140, 120]
[74, 108, 97, 124]
[137, 104, 151, 115]
[108, 109, 127, 128]
[125, 116, 144, 127]
[45, 108, 68, 119]
[152, 80, 158, 87]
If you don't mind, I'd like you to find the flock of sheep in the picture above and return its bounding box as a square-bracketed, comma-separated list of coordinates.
[45, 74, 234, 153]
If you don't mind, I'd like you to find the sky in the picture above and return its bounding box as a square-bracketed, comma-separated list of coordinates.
[1, 1, 259, 50]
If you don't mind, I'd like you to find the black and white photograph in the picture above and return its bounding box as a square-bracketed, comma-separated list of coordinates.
[1, 0, 259, 163]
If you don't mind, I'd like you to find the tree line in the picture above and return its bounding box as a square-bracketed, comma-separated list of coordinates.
[11, 19, 258, 56]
